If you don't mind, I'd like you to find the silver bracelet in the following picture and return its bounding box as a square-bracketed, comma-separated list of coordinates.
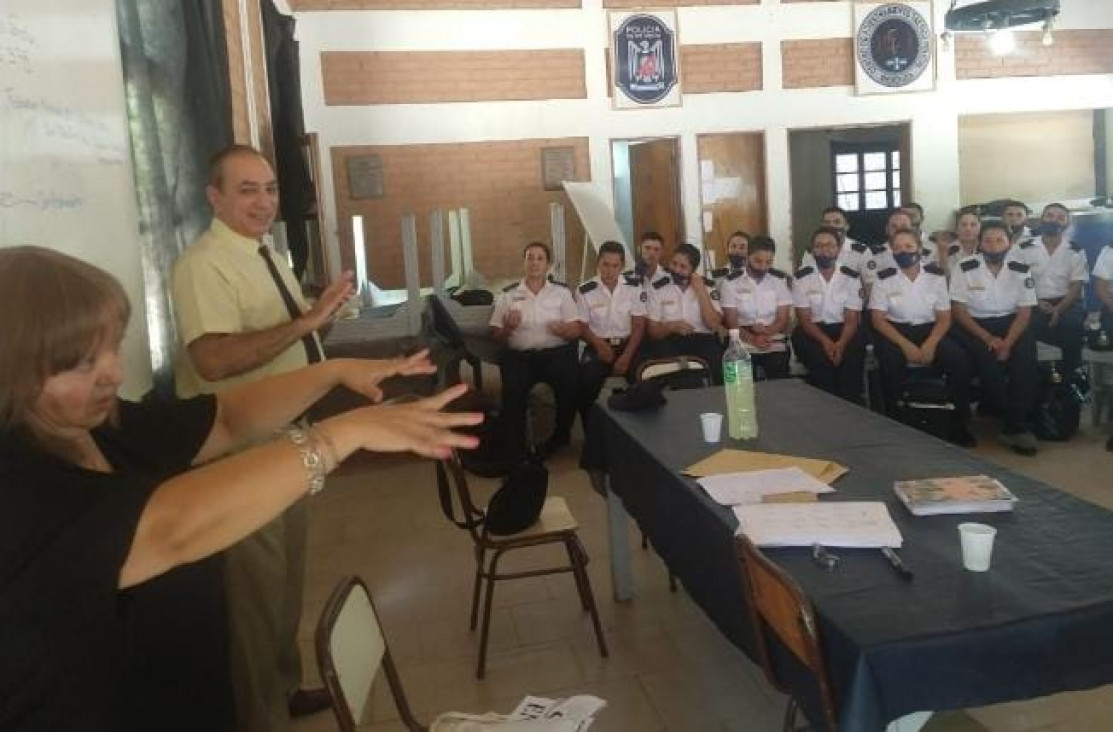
[281, 425, 328, 496]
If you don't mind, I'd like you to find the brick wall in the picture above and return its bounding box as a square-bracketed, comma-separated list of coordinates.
[332, 138, 590, 288]
[291, 0, 578, 8]
[781, 38, 854, 89]
[321, 50, 586, 105]
[681, 43, 763, 94]
[956, 30, 1113, 80]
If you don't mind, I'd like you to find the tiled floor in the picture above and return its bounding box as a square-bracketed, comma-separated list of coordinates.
[293, 397, 1113, 732]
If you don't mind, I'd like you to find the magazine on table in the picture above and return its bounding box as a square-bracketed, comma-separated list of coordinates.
[893, 475, 1018, 516]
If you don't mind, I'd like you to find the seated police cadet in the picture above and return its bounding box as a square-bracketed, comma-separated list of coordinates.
[1012, 203, 1088, 376]
[709, 230, 750, 284]
[1002, 199, 1033, 243]
[490, 242, 583, 458]
[863, 209, 912, 288]
[791, 226, 867, 404]
[575, 241, 647, 425]
[1094, 242, 1113, 344]
[646, 242, 725, 382]
[944, 209, 982, 276]
[720, 236, 793, 380]
[870, 228, 974, 444]
[801, 206, 869, 272]
[950, 222, 1039, 455]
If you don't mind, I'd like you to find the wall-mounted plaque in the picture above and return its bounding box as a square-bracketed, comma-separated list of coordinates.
[610, 9, 682, 110]
[854, 2, 935, 96]
[541, 146, 576, 191]
[346, 154, 384, 199]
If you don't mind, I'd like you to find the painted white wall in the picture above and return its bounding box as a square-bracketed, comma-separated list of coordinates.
[292, 0, 1113, 273]
[1, 0, 150, 396]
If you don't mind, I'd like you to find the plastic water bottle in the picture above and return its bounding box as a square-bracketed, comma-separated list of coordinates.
[723, 329, 758, 439]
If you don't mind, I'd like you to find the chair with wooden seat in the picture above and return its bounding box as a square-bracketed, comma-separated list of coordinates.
[736, 535, 838, 732]
[315, 575, 423, 732]
[435, 454, 609, 678]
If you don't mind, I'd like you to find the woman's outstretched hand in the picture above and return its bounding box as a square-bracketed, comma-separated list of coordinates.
[338, 350, 439, 403]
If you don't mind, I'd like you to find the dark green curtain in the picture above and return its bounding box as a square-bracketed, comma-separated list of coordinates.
[117, 0, 232, 397]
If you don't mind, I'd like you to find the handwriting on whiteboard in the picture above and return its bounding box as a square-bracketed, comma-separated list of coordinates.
[0, 190, 84, 211]
[1, 87, 125, 164]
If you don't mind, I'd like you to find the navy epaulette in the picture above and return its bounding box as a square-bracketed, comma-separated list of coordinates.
[877, 267, 898, 280]
[869, 242, 888, 255]
[960, 258, 980, 272]
[702, 276, 716, 287]
[623, 274, 642, 287]
[948, 243, 961, 256]
[1019, 239, 1036, 249]
[1070, 241, 1083, 252]
[924, 263, 945, 276]
[769, 268, 788, 279]
[1007, 260, 1030, 273]
[578, 280, 598, 295]
[547, 276, 568, 288]
[851, 241, 868, 254]
[502, 281, 519, 293]
[839, 265, 860, 279]
[795, 266, 815, 279]
[652, 276, 671, 290]
[726, 269, 745, 281]
[710, 267, 729, 279]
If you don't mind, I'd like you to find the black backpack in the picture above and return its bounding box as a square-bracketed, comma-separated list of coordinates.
[436, 451, 549, 536]
[1032, 367, 1087, 442]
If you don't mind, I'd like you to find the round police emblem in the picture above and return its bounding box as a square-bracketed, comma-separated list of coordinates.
[867, 260, 878, 270]
[1025, 277, 1035, 289]
[856, 3, 932, 88]
[614, 14, 678, 105]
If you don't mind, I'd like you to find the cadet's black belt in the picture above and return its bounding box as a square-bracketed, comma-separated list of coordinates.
[603, 337, 629, 347]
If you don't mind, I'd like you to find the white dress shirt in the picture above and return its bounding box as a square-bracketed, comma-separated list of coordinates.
[575, 274, 647, 340]
[490, 279, 583, 350]
[869, 264, 950, 325]
[647, 276, 722, 334]
[792, 265, 864, 325]
[1011, 238, 1089, 300]
[949, 255, 1037, 319]
[719, 269, 793, 326]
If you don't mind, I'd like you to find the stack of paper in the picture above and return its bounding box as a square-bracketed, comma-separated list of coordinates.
[698, 467, 835, 506]
[684, 449, 847, 485]
[893, 475, 1018, 516]
[733, 502, 903, 548]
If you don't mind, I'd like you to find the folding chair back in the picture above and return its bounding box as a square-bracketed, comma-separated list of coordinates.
[315, 576, 422, 732]
[737, 536, 838, 732]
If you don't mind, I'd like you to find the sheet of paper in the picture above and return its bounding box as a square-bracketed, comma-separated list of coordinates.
[684, 449, 848, 485]
[734, 501, 903, 548]
[698, 467, 835, 506]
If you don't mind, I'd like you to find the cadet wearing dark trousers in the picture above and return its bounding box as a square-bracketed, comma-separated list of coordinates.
[951, 223, 1041, 454]
[646, 243, 725, 383]
[791, 227, 867, 404]
[490, 242, 584, 458]
[870, 227, 974, 446]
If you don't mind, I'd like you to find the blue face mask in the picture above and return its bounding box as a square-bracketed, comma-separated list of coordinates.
[982, 250, 1008, 264]
[670, 270, 689, 286]
[893, 251, 921, 269]
[813, 253, 837, 270]
[634, 259, 648, 277]
[1039, 221, 1066, 237]
[728, 253, 746, 270]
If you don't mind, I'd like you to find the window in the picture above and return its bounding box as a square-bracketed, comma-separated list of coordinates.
[831, 145, 902, 213]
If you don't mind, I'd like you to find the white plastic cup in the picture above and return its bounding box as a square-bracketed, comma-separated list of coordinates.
[700, 412, 724, 443]
[958, 523, 997, 572]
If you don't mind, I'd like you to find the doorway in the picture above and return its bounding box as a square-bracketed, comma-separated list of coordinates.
[788, 123, 911, 264]
[612, 137, 683, 254]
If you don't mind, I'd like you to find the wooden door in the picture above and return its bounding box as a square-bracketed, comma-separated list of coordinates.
[697, 133, 767, 268]
[630, 138, 683, 251]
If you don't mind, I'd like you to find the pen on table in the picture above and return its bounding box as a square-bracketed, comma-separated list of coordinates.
[881, 546, 914, 580]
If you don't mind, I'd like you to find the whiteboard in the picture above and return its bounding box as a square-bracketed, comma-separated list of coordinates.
[0, 0, 151, 394]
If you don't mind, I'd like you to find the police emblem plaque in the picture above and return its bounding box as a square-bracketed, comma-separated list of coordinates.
[610, 10, 681, 109]
[854, 2, 934, 95]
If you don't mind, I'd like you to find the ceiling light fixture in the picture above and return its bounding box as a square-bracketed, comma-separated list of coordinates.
[944, 0, 1060, 33]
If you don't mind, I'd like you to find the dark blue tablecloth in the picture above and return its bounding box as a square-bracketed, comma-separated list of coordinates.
[597, 380, 1113, 731]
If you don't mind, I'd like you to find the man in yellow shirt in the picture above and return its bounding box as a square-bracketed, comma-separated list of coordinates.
[172, 144, 353, 731]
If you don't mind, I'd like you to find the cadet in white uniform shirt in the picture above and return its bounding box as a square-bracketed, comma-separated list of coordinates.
[575, 241, 647, 424]
[1002, 200, 1033, 243]
[1094, 243, 1113, 343]
[490, 242, 583, 457]
[944, 209, 982, 276]
[791, 226, 866, 403]
[647, 242, 725, 382]
[950, 223, 1040, 455]
[870, 228, 973, 445]
[800, 206, 870, 273]
[709, 230, 750, 284]
[1011, 203, 1088, 375]
[720, 236, 793, 379]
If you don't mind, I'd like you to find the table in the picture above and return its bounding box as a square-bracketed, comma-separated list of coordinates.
[594, 381, 1113, 732]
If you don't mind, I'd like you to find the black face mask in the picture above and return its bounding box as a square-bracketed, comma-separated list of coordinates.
[747, 267, 768, 282]
[982, 250, 1008, 265]
[893, 251, 921, 269]
[670, 270, 689, 286]
[728, 253, 746, 270]
[1039, 221, 1067, 237]
[634, 259, 648, 277]
[813, 253, 837, 270]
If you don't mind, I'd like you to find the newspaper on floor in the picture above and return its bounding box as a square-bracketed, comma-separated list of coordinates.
[509, 695, 607, 730]
[429, 695, 606, 732]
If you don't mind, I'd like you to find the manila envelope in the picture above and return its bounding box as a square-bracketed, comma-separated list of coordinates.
[682, 449, 847, 486]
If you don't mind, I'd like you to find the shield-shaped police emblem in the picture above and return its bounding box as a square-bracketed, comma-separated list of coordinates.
[612, 11, 680, 109]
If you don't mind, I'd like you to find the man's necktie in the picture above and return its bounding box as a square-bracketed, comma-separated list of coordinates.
[258, 245, 324, 364]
